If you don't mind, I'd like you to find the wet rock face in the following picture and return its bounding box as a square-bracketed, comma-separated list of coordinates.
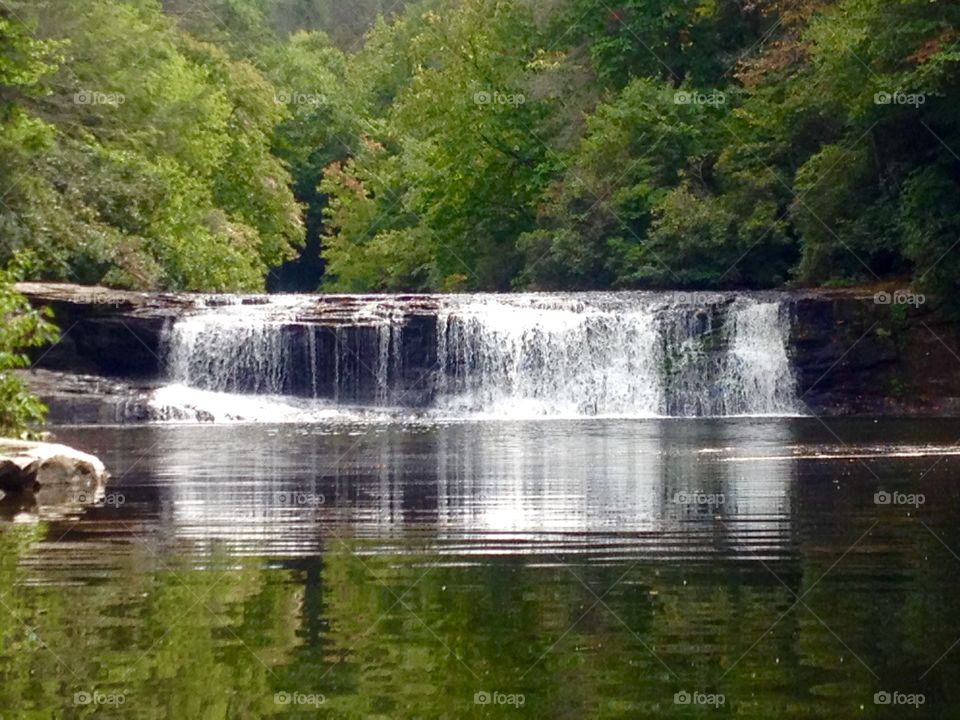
[19, 282, 446, 410]
[15, 370, 157, 425]
[789, 291, 960, 415]
[16, 283, 445, 395]
[16, 282, 186, 378]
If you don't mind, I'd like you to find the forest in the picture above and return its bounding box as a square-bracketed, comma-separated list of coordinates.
[1, 0, 958, 296]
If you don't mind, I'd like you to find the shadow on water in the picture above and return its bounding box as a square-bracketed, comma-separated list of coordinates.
[2, 418, 960, 717]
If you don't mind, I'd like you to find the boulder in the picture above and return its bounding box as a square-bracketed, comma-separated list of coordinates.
[0, 439, 108, 497]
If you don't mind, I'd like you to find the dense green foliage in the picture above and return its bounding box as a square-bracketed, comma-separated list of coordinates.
[0, 263, 57, 436]
[1, 0, 308, 292]
[0, 0, 958, 300]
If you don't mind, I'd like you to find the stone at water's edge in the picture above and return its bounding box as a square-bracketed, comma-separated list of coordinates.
[14, 369, 157, 425]
[0, 439, 108, 498]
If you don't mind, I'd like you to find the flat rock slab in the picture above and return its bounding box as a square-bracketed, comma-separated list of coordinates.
[0, 439, 108, 496]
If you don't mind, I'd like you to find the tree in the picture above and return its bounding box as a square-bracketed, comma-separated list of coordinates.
[320, 0, 556, 291]
[0, 0, 304, 291]
[554, 0, 757, 88]
[1, 0, 958, 306]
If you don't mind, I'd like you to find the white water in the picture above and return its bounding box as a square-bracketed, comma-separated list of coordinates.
[435, 297, 664, 417]
[166, 306, 288, 395]
[433, 294, 798, 417]
[148, 384, 391, 424]
[151, 293, 800, 422]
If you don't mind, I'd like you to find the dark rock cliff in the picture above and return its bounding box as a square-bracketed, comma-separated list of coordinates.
[15, 282, 187, 378]
[791, 289, 960, 415]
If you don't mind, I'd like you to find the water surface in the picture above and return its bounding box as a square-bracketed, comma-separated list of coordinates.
[4, 418, 960, 718]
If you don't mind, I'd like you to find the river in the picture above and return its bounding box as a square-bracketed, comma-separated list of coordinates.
[2, 418, 958, 718]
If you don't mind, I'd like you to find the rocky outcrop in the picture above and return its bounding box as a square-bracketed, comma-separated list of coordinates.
[16, 281, 960, 418]
[15, 369, 157, 425]
[790, 287, 960, 415]
[18, 282, 445, 410]
[16, 282, 444, 387]
[16, 282, 190, 378]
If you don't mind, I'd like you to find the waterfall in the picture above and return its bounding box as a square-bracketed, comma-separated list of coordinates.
[434, 296, 664, 416]
[722, 302, 798, 415]
[434, 295, 798, 417]
[165, 302, 290, 395]
[152, 292, 800, 421]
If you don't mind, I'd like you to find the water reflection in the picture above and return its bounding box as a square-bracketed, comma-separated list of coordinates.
[429, 421, 796, 561]
[84, 420, 800, 559]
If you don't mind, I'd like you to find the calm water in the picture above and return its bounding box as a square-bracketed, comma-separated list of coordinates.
[4, 418, 960, 718]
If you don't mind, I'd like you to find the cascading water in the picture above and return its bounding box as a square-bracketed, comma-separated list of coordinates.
[721, 302, 798, 415]
[150, 292, 800, 421]
[165, 301, 291, 395]
[434, 294, 798, 417]
[435, 296, 665, 416]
